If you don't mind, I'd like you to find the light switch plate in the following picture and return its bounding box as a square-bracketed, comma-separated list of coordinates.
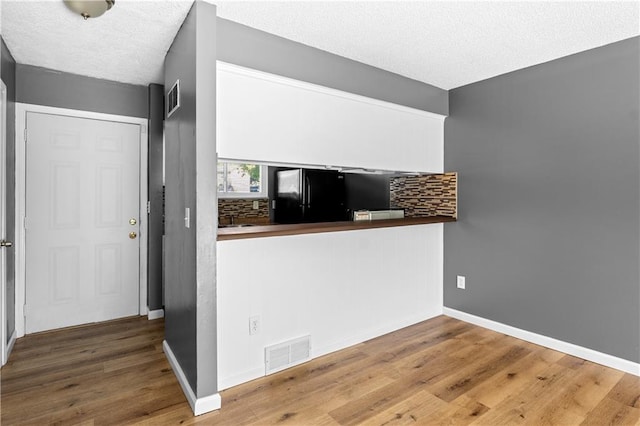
[253, 200, 259, 210]
[457, 275, 466, 289]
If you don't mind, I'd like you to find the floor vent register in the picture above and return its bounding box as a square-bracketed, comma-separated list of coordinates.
[265, 335, 311, 375]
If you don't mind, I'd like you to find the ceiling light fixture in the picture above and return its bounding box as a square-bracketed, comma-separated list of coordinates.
[64, 0, 115, 20]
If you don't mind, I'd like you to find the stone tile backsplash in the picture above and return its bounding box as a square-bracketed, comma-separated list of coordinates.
[218, 198, 270, 224]
[390, 172, 457, 218]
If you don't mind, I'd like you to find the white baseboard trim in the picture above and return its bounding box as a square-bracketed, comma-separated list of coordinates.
[147, 309, 165, 320]
[443, 307, 640, 377]
[163, 340, 222, 416]
[219, 367, 265, 391]
[2, 330, 17, 366]
[7, 329, 16, 357]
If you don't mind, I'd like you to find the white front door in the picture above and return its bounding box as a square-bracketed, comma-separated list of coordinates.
[25, 112, 140, 333]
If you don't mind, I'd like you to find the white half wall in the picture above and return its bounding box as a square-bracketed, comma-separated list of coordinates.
[216, 224, 444, 390]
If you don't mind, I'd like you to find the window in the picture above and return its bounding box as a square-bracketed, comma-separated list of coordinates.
[217, 162, 267, 198]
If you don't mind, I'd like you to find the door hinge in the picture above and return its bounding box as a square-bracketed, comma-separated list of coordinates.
[23, 216, 27, 229]
[23, 304, 28, 318]
[147, 201, 151, 214]
[24, 128, 27, 143]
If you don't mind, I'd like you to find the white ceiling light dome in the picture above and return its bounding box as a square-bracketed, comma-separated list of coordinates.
[64, 0, 114, 20]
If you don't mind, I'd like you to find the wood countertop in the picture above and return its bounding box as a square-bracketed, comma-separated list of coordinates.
[217, 216, 456, 241]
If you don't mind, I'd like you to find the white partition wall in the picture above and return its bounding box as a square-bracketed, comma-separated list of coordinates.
[217, 224, 444, 390]
[217, 62, 444, 173]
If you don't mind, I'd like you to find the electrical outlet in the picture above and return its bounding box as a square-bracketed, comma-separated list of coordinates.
[249, 315, 260, 335]
[457, 275, 466, 290]
[252, 200, 260, 210]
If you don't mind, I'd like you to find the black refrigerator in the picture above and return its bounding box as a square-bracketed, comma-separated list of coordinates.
[274, 169, 348, 224]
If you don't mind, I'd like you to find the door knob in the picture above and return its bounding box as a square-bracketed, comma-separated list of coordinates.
[0, 240, 12, 247]
[129, 218, 137, 225]
[129, 232, 137, 239]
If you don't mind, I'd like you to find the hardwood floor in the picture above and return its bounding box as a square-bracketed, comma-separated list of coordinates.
[1, 315, 638, 425]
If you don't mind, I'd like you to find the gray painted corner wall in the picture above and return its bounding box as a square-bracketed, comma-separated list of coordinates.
[163, 1, 218, 399]
[444, 37, 640, 363]
[194, 2, 218, 399]
[216, 18, 448, 116]
[15, 64, 148, 119]
[147, 83, 164, 311]
[1, 38, 16, 345]
[164, 2, 199, 391]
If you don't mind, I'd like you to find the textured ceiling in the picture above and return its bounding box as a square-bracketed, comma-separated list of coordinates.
[1, 1, 639, 89]
[214, 1, 640, 89]
[1, 0, 193, 86]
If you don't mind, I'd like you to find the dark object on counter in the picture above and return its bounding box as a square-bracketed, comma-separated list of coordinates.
[274, 169, 348, 224]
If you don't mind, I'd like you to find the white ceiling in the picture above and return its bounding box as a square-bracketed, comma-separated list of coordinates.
[2, 1, 639, 90]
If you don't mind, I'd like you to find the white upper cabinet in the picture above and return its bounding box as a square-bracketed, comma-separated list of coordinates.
[217, 62, 445, 173]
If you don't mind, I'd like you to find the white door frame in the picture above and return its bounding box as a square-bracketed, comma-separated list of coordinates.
[1, 80, 14, 365]
[14, 103, 148, 338]
[0, 82, 5, 362]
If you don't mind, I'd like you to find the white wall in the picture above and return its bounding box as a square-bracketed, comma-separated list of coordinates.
[217, 224, 443, 390]
[217, 62, 444, 173]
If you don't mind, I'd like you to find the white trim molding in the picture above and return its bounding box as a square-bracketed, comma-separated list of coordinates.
[14, 103, 149, 337]
[147, 309, 165, 320]
[163, 340, 222, 416]
[444, 307, 640, 377]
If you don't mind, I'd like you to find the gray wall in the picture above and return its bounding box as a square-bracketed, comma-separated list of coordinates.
[164, 1, 218, 398]
[1, 38, 16, 345]
[15, 64, 148, 119]
[444, 37, 640, 363]
[216, 18, 448, 116]
[194, 2, 218, 397]
[147, 83, 163, 311]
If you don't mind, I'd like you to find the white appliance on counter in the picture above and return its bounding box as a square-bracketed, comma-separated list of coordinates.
[352, 209, 405, 221]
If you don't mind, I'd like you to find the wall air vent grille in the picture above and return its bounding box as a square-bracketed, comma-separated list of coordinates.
[265, 335, 311, 375]
[166, 79, 180, 118]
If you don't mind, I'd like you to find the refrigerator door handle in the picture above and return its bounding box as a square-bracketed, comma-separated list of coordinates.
[305, 175, 312, 208]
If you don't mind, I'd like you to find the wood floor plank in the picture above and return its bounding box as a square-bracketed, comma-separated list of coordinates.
[469, 362, 583, 425]
[360, 317, 475, 361]
[327, 376, 428, 425]
[427, 394, 491, 425]
[607, 374, 640, 408]
[463, 346, 565, 408]
[427, 344, 532, 402]
[237, 353, 397, 421]
[560, 362, 626, 419]
[363, 389, 450, 425]
[581, 397, 640, 425]
[2, 315, 638, 426]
